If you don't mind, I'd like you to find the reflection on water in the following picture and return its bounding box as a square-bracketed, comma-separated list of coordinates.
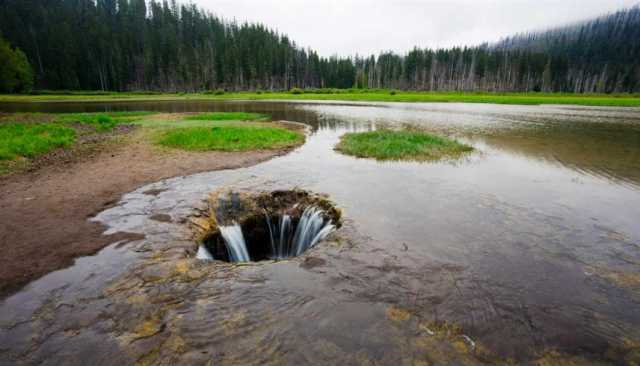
[1, 100, 640, 363]
[481, 123, 640, 188]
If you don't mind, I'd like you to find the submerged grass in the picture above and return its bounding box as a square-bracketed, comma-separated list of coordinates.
[184, 112, 268, 121]
[157, 124, 303, 152]
[132, 119, 243, 128]
[2, 90, 640, 107]
[55, 111, 156, 131]
[0, 123, 76, 161]
[336, 129, 473, 161]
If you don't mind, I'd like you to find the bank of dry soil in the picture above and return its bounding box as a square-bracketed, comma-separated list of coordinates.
[0, 117, 303, 297]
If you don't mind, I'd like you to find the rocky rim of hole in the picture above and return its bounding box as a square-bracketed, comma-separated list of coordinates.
[189, 189, 342, 261]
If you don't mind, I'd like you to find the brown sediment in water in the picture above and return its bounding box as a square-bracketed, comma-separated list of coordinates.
[586, 265, 640, 302]
[91, 218, 507, 366]
[0, 120, 305, 297]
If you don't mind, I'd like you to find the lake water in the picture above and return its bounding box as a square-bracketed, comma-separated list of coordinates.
[1, 100, 639, 364]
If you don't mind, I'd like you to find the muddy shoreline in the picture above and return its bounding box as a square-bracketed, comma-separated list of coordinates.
[0, 122, 303, 297]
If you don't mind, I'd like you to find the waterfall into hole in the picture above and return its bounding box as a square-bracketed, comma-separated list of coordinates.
[220, 223, 251, 262]
[205, 206, 335, 263]
[266, 206, 335, 259]
[266, 213, 294, 259]
[292, 206, 336, 256]
[196, 245, 214, 261]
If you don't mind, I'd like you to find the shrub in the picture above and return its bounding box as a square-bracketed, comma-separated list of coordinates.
[290, 88, 303, 95]
[0, 35, 34, 93]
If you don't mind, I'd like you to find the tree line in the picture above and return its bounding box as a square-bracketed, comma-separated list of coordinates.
[354, 5, 640, 93]
[0, 0, 638, 93]
[0, 0, 347, 91]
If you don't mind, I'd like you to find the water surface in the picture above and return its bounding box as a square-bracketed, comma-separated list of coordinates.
[1, 100, 639, 364]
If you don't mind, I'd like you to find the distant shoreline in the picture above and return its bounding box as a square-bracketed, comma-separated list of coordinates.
[1, 90, 640, 107]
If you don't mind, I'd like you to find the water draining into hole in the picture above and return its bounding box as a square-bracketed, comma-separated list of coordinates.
[193, 190, 341, 263]
[200, 206, 335, 263]
[219, 223, 251, 262]
[267, 206, 336, 259]
[196, 245, 214, 261]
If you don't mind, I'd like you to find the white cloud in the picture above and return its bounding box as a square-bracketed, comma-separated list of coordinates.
[193, 0, 639, 56]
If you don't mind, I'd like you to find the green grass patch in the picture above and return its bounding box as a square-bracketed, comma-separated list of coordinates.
[335, 129, 473, 161]
[157, 124, 303, 152]
[55, 111, 156, 131]
[184, 112, 268, 121]
[0, 123, 76, 160]
[2, 90, 640, 107]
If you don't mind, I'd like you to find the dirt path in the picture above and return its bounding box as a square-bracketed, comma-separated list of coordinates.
[0, 123, 302, 297]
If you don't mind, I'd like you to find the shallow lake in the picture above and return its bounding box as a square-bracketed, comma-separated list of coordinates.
[1, 100, 639, 364]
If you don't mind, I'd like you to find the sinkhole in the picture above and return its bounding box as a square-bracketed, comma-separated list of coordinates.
[191, 190, 342, 263]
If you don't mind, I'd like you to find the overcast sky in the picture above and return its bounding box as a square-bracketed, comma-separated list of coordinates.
[193, 0, 638, 57]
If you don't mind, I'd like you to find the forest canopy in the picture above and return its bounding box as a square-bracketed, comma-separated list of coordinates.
[0, 0, 638, 93]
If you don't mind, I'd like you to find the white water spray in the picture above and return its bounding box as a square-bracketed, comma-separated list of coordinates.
[266, 206, 335, 259]
[220, 223, 251, 262]
[266, 213, 294, 259]
[196, 245, 214, 261]
[203, 206, 335, 263]
[292, 207, 335, 256]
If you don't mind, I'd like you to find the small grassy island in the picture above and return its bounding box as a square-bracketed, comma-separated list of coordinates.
[158, 124, 303, 152]
[335, 129, 473, 161]
[155, 112, 302, 152]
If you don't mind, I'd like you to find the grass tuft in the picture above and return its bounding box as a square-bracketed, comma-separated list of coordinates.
[157, 124, 303, 152]
[184, 112, 267, 121]
[335, 129, 473, 161]
[56, 111, 155, 131]
[0, 123, 76, 160]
